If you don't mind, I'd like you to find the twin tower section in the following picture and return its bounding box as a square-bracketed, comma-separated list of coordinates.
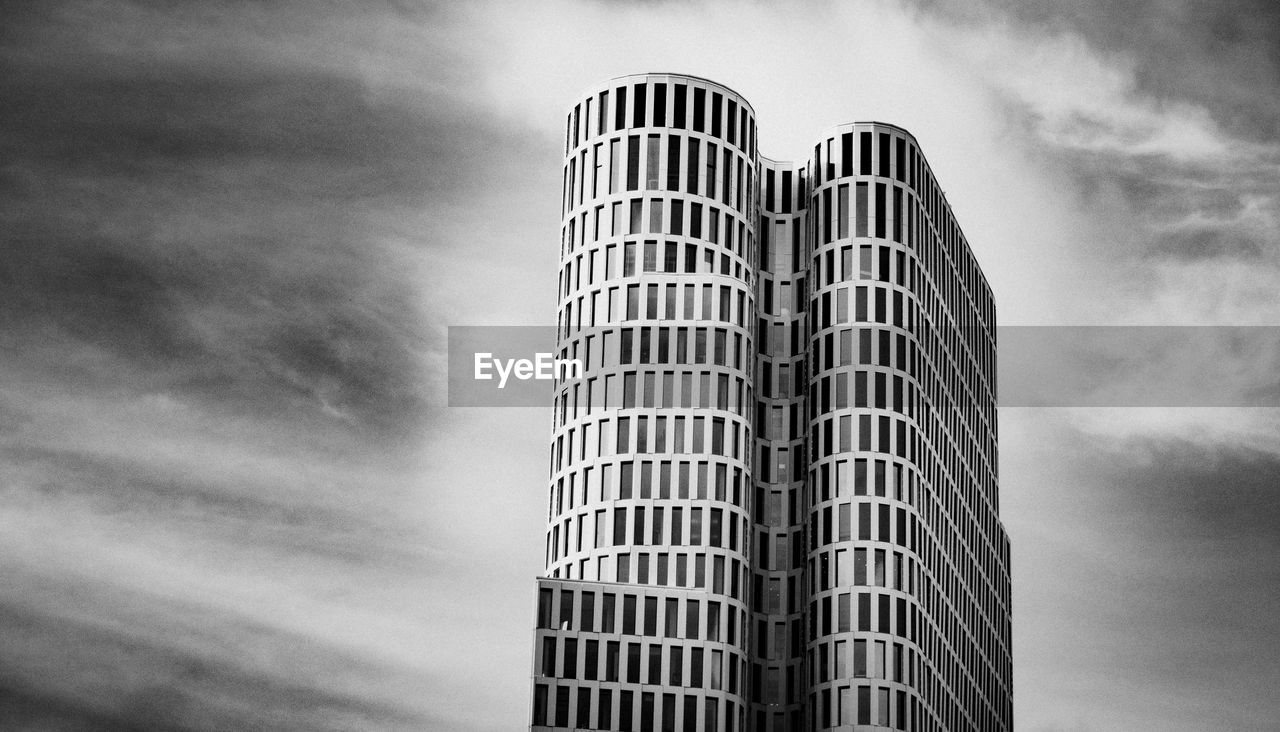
[532, 73, 1011, 732]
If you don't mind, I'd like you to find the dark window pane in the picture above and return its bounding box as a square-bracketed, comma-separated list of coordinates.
[687, 140, 700, 195]
[627, 136, 640, 191]
[875, 182, 886, 238]
[633, 83, 647, 129]
[895, 136, 906, 182]
[667, 135, 681, 191]
[726, 100, 737, 145]
[711, 92, 722, 137]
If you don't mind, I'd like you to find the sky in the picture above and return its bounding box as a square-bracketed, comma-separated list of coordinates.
[1, 1, 1278, 730]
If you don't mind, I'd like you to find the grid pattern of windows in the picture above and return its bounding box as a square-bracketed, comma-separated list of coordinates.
[535, 76, 1010, 732]
[748, 157, 809, 731]
[541, 74, 758, 732]
[804, 122, 1007, 732]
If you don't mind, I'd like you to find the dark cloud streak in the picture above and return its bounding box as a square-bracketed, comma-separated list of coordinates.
[0, 9, 451, 438]
[920, 0, 1280, 142]
[3, 442, 420, 565]
[0, 594, 439, 732]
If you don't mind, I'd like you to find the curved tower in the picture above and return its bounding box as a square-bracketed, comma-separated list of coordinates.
[531, 77, 1011, 732]
[801, 123, 1010, 731]
[533, 73, 758, 732]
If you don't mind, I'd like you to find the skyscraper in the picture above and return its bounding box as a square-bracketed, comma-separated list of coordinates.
[531, 73, 1010, 732]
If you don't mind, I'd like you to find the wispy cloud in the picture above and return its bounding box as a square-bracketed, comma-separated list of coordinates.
[0, 2, 475, 729]
[918, 1, 1280, 324]
[1001, 410, 1280, 731]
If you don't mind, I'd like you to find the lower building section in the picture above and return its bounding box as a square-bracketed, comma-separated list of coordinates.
[532, 577, 751, 731]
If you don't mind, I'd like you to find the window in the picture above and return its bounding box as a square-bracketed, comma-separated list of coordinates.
[722, 147, 732, 203]
[629, 199, 643, 235]
[623, 595, 638, 634]
[632, 83, 646, 129]
[838, 184, 849, 238]
[726, 99, 737, 145]
[585, 639, 599, 680]
[855, 183, 868, 237]
[533, 684, 549, 726]
[537, 588, 553, 628]
[687, 140, 700, 195]
[614, 507, 627, 546]
[667, 136, 681, 191]
[541, 636, 556, 676]
[610, 140, 621, 194]
[705, 143, 717, 199]
[620, 691, 634, 731]
[875, 182, 886, 238]
[647, 135, 660, 190]
[603, 594, 616, 633]
[564, 638, 578, 678]
[559, 589, 574, 630]
[582, 591, 595, 631]
[627, 642, 641, 683]
[626, 136, 640, 190]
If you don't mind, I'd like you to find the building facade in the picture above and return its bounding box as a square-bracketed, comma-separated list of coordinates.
[531, 73, 1011, 732]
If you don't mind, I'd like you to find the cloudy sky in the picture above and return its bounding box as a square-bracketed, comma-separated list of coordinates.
[2, 1, 1278, 730]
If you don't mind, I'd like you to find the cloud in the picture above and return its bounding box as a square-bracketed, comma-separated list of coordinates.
[0, 3, 501, 729]
[898, 0, 1280, 325]
[0, 24, 441, 435]
[1001, 410, 1280, 731]
[988, 0, 1280, 144]
[0, 578, 442, 732]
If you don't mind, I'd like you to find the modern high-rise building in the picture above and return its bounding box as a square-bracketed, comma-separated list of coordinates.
[531, 73, 1010, 732]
